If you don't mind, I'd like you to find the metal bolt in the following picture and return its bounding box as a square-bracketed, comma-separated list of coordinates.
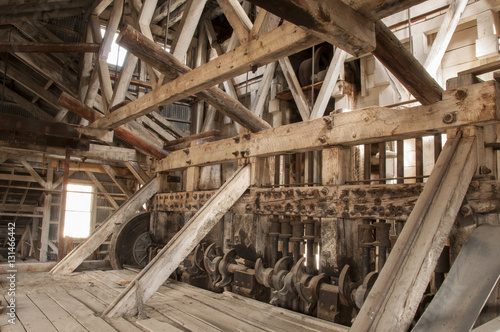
[460, 205, 472, 216]
[323, 117, 333, 129]
[443, 113, 456, 124]
[318, 135, 327, 144]
[321, 187, 329, 195]
[243, 133, 251, 140]
[480, 165, 492, 174]
[455, 89, 468, 100]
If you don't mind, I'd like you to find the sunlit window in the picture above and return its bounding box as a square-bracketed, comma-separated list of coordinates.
[64, 184, 93, 238]
[101, 29, 127, 67]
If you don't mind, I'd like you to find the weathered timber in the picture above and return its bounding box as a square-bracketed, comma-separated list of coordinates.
[58, 92, 167, 159]
[0, 260, 110, 274]
[156, 81, 499, 171]
[49, 177, 159, 275]
[152, 179, 500, 219]
[247, 0, 375, 56]
[89, 23, 321, 129]
[352, 132, 477, 331]
[95, 25, 271, 133]
[344, 0, 429, 21]
[372, 20, 443, 105]
[0, 42, 100, 53]
[247, 0, 442, 105]
[163, 129, 220, 149]
[0, 114, 81, 139]
[104, 165, 251, 318]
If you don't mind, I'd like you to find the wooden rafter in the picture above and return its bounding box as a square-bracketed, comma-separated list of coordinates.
[89, 22, 320, 129]
[0, 43, 100, 53]
[113, 24, 271, 133]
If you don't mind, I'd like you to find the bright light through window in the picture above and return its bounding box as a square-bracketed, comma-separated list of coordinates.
[64, 184, 93, 238]
[101, 29, 127, 67]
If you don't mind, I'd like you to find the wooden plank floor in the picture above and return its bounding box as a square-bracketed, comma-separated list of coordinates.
[0, 268, 348, 332]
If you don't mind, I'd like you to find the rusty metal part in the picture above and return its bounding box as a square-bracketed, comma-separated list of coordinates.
[255, 258, 274, 288]
[354, 271, 378, 309]
[203, 243, 222, 287]
[339, 265, 357, 307]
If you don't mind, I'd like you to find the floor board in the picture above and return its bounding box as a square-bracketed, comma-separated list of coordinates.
[0, 269, 349, 332]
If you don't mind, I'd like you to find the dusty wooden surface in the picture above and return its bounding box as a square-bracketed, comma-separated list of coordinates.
[0, 269, 348, 331]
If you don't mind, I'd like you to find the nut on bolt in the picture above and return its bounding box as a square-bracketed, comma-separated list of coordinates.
[455, 88, 468, 100]
[318, 135, 327, 144]
[443, 113, 456, 124]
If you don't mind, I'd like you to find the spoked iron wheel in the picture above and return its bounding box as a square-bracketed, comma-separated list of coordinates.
[109, 212, 152, 269]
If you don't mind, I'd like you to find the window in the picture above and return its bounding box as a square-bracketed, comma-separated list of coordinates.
[101, 29, 127, 67]
[64, 184, 93, 238]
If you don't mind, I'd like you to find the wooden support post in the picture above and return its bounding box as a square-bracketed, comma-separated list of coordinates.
[352, 130, 477, 331]
[57, 150, 71, 261]
[321, 147, 350, 275]
[49, 177, 159, 275]
[104, 165, 251, 318]
[39, 161, 53, 262]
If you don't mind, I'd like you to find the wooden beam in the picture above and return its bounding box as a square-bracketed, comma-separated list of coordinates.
[152, 0, 185, 24]
[0, 8, 86, 25]
[99, 24, 272, 133]
[278, 57, 311, 120]
[49, 177, 159, 275]
[85, 171, 119, 209]
[0, 43, 100, 53]
[246, 0, 376, 56]
[102, 165, 133, 198]
[156, 81, 499, 171]
[125, 161, 151, 185]
[372, 20, 443, 105]
[170, 0, 207, 62]
[90, 23, 319, 130]
[251, 62, 276, 118]
[103, 165, 251, 318]
[20, 160, 47, 189]
[10, 32, 78, 95]
[244, 0, 442, 105]
[0, 61, 68, 118]
[423, 0, 469, 77]
[351, 131, 477, 331]
[309, 49, 347, 120]
[58, 92, 168, 159]
[110, 0, 158, 108]
[3, 87, 53, 122]
[216, 0, 253, 43]
[345, 0, 429, 21]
